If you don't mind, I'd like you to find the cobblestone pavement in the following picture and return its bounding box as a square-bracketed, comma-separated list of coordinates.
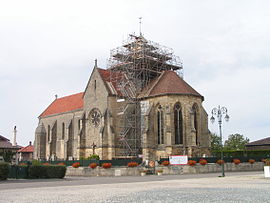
[0, 172, 269, 203]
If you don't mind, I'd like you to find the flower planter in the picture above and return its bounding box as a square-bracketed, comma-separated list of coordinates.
[264, 166, 270, 178]
[140, 172, 146, 176]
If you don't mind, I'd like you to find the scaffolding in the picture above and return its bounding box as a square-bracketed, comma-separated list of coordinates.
[107, 34, 183, 157]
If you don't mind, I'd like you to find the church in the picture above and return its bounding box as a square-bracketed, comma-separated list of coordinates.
[34, 34, 210, 161]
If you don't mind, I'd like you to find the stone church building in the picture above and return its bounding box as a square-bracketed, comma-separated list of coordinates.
[34, 34, 210, 161]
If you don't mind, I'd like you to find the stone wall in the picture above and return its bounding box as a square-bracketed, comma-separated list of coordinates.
[66, 162, 264, 177]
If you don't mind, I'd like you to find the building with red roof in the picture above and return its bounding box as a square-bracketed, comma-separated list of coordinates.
[34, 34, 210, 161]
[18, 141, 34, 161]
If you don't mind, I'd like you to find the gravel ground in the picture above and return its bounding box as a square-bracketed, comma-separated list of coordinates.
[0, 173, 269, 203]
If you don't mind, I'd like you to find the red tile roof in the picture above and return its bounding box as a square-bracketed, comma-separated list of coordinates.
[18, 145, 34, 153]
[97, 68, 123, 96]
[40, 92, 84, 118]
[140, 71, 203, 98]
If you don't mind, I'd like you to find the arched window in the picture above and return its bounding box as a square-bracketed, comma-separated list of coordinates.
[157, 105, 164, 144]
[174, 103, 183, 144]
[192, 104, 198, 145]
[47, 125, 51, 141]
[62, 123, 65, 139]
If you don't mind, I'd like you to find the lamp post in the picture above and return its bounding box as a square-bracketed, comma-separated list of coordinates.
[210, 106, 229, 177]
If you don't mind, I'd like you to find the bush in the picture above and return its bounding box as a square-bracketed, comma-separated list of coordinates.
[199, 159, 207, 165]
[46, 166, 66, 178]
[0, 162, 9, 180]
[188, 160, 197, 166]
[72, 162, 80, 168]
[89, 163, 98, 169]
[127, 162, 138, 167]
[87, 154, 100, 160]
[216, 159, 225, 165]
[32, 160, 42, 166]
[102, 163, 112, 169]
[161, 161, 170, 166]
[233, 159, 241, 165]
[29, 165, 47, 178]
[29, 165, 66, 179]
[248, 159, 255, 164]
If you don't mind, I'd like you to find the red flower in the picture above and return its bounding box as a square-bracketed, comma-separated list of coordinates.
[43, 163, 50, 166]
[216, 159, 225, 165]
[89, 163, 98, 169]
[57, 162, 66, 166]
[199, 159, 207, 165]
[161, 161, 170, 166]
[127, 162, 139, 167]
[188, 160, 197, 166]
[102, 163, 112, 169]
[72, 162, 80, 168]
[233, 159, 241, 165]
[248, 159, 255, 164]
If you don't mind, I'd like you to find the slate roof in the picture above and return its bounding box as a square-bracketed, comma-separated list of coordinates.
[246, 137, 270, 146]
[39, 92, 84, 118]
[18, 145, 34, 153]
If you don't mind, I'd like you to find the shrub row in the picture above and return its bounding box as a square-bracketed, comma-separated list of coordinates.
[0, 162, 9, 180]
[28, 165, 66, 179]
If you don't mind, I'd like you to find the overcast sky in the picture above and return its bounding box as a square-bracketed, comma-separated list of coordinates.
[0, 0, 270, 146]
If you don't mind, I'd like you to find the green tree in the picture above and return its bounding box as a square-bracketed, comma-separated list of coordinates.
[224, 133, 249, 150]
[210, 133, 222, 152]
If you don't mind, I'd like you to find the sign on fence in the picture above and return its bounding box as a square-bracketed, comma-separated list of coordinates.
[169, 155, 188, 165]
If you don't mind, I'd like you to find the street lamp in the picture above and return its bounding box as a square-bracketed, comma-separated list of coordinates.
[210, 105, 229, 177]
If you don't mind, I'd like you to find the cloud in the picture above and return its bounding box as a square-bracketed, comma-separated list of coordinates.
[0, 0, 270, 145]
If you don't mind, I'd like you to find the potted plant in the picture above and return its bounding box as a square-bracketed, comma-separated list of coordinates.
[156, 169, 163, 176]
[140, 170, 147, 176]
[127, 162, 139, 167]
[89, 163, 98, 169]
[248, 159, 255, 164]
[199, 159, 207, 165]
[102, 163, 112, 169]
[161, 160, 170, 166]
[72, 162, 80, 168]
[264, 159, 270, 178]
[188, 160, 197, 166]
[233, 159, 241, 165]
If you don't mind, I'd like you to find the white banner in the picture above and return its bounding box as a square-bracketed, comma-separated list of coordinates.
[169, 155, 188, 165]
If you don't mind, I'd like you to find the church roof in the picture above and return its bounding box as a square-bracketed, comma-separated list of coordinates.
[39, 69, 202, 118]
[97, 68, 123, 96]
[246, 137, 270, 146]
[139, 70, 203, 99]
[39, 92, 84, 118]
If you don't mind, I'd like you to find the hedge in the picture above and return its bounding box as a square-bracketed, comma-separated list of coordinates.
[0, 162, 9, 180]
[29, 165, 66, 179]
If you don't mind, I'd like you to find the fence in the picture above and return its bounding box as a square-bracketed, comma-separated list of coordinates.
[8, 165, 28, 179]
[20, 158, 143, 167]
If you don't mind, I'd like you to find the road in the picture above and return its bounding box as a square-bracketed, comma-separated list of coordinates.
[0, 171, 269, 202]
